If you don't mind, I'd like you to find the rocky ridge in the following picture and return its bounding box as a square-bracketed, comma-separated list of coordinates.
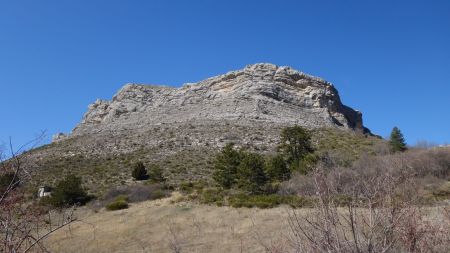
[56, 63, 368, 142]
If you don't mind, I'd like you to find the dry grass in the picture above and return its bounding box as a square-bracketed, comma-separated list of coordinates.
[42, 192, 449, 253]
[44, 192, 296, 253]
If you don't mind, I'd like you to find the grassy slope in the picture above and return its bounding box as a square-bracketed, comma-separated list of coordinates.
[27, 127, 385, 196]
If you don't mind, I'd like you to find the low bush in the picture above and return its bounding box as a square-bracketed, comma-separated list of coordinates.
[228, 194, 311, 209]
[179, 180, 206, 194]
[106, 195, 129, 211]
[0, 172, 18, 192]
[200, 187, 224, 205]
[44, 174, 89, 207]
[103, 184, 169, 205]
[179, 181, 195, 194]
[148, 165, 165, 183]
[278, 172, 316, 196]
[433, 181, 450, 199]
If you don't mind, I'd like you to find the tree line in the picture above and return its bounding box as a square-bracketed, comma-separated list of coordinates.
[213, 125, 408, 194]
[213, 126, 316, 194]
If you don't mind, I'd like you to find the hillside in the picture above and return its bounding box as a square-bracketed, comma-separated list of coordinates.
[8, 64, 450, 253]
[25, 63, 383, 194]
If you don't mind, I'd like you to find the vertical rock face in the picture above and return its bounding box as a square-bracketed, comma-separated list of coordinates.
[71, 63, 369, 136]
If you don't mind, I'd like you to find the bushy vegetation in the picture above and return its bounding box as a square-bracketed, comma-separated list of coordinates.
[103, 184, 169, 205]
[212, 126, 315, 196]
[280, 146, 450, 204]
[106, 195, 129, 211]
[203, 126, 320, 208]
[131, 161, 148, 180]
[265, 154, 290, 182]
[199, 187, 225, 205]
[42, 174, 89, 207]
[0, 172, 18, 192]
[312, 127, 386, 166]
[147, 165, 166, 183]
[28, 126, 383, 197]
[228, 194, 311, 209]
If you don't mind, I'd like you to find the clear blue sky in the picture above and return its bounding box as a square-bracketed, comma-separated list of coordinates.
[1, 0, 449, 151]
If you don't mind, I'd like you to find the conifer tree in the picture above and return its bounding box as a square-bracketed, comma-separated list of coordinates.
[213, 143, 242, 188]
[265, 154, 290, 182]
[49, 174, 88, 207]
[237, 152, 267, 194]
[279, 126, 314, 171]
[389, 127, 407, 153]
[132, 162, 148, 180]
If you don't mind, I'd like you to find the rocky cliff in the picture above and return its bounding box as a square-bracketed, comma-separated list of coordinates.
[63, 63, 368, 140]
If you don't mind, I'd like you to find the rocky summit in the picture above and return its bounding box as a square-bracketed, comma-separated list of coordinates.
[58, 63, 368, 142]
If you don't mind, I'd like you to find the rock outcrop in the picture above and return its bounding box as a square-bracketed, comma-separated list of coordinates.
[71, 63, 369, 136]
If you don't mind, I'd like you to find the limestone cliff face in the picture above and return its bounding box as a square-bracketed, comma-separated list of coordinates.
[69, 63, 368, 138]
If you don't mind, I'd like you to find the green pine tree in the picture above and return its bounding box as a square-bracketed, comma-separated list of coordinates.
[132, 162, 148, 180]
[389, 127, 407, 153]
[237, 152, 268, 194]
[278, 126, 314, 172]
[213, 143, 242, 189]
[49, 174, 88, 207]
[265, 154, 290, 182]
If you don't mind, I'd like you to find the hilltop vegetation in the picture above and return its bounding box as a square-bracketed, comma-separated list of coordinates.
[25, 127, 384, 197]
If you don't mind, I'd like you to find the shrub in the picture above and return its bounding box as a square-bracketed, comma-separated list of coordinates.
[106, 195, 129, 211]
[148, 165, 165, 183]
[279, 172, 316, 196]
[228, 194, 310, 208]
[131, 162, 148, 180]
[47, 174, 89, 207]
[0, 172, 18, 192]
[179, 181, 195, 194]
[200, 188, 224, 205]
[178, 180, 207, 194]
[103, 184, 169, 204]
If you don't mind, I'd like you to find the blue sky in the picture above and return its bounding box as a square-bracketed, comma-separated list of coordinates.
[1, 0, 449, 151]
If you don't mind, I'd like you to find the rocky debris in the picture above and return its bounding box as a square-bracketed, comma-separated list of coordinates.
[70, 63, 369, 138]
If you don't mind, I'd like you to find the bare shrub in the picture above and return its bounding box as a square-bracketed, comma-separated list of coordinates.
[166, 220, 184, 253]
[0, 136, 76, 253]
[283, 147, 450, 201]
[278, 172, 315, 196]
[286, 160, 450, 253]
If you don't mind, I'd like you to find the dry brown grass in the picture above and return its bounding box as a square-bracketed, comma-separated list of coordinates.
[44, 192, 297, 253]
[42, 192, 449, 253]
